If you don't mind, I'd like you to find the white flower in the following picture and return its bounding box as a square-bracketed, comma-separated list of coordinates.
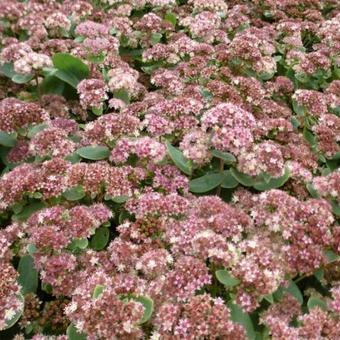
[5, 308, 16, 321]
[65, 301, 78, 314]
[123, 320, 133, 333]
[150, 332, 161, 340]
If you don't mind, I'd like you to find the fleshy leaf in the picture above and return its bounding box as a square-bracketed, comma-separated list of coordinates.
[52, 53, 89, 88]
[90, 227, 110, 251]
[132, 296, 154, 324]
[166, 142, 192, 175]
[63, 185, 86, 201]
[67, 324, 87, 340]
[76, 146, 110, 161]
[18, 255, 38, 294]
[216, 269, 240, 287]
[189, 173, 223, 193]
[221, 170, 239, 189]
[253, 168, 290, 191]
[92, 285, 105, 299]
[230, 168, 254, 187]
[0, 293, 24, 331]
[307, 297, 327, 311]
[0, 131, 17, 147]
[228, 302, 256, 340]
[211, 149, 236, 164]
[286, 281, 303, 305]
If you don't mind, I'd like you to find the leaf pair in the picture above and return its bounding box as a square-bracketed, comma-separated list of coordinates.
[189, 170, 238, 193]
[230, 167, 290, 191]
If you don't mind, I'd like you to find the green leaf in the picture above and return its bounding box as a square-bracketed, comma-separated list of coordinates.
[132, 296, 154, 324]
[27, 244, 37, 255]
[0, 293, 24, 331]
[0, 62, 16, 78]
[303, 127, 317, 147]
[291, 116, 300, 129]
[112, 89, 130, 104]
[253, 168, 290, 191]
[211, 149, 236, 164]
[292, 99, 305, 116]
[215, 269, 240, 287]
[0, 131, 17, 147]
[0, 63, 34, 84]
[92, 284, 105, 299]
[11, 74, 34, 84]
[68, 238, 88, 251]
[63, 185, 86, 201]
[92, 106, 103, 116]
[326, 158, 338, 172]
[306, 183, 320, 198]
[258, 71, 275, 81]
[112, 195, 129, 204]
[164, 12, 177, 26]
[286, 281, 303, 305]
[331, 200, 340, 217]
[90, 227, 109, 251]
[329, 152, 340, 160]
[151, 32, 162, 44]
[255, 328, 270, 340]
[76, 146, 110, 160]
[14, 201, 46, 221]
[40, 74, 66, 95]
[166, 142, 192, 175]
[18, 255, 38, 294]
[189, 173, 223, 193]
[221, 170, 239, 189]
[141, 62, 164, 75]
[314, 268, 324, 282]
[228, 302, 256, 340]
[200, 89, 213, 100]
[54, 70, 81, 88]
[324, 249, 339, 263]
[263, 294, 274, 304]
[307, 297, 327, 311]
[27, 124, 48, 139]
[42, 67, 58, 77]
[67, 324, 87, 340]
[52, 53, 89, 88]
[41, 283, 53, 294]
[74, 36, 85, 43]
[230, 168, 254, 187]
[65, 152, 82, 164]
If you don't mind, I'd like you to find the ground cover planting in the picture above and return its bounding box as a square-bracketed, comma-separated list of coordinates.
[0, 0, 339, 339]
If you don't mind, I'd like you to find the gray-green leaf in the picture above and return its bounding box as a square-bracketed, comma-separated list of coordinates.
[52, 53, 89, 88]
[0, 293, 24, 331]
[166, 142, 192, 175]
[76, 146, 110, 160]
[63, 185, 86, 201]
[0, 131, 17, 147]
[189, 173, 223, 193]
[67, 324, 87, 340]
[307, 297, 327, 311]
[132, 296, 154, 324]
[211, 149, 236, 164]
[90, 227, 109, 251]
[18, 255, 38, 294]
[230, 168, 254, 187]
[216, 269, 240, 287]
[228, 302, 256, 340]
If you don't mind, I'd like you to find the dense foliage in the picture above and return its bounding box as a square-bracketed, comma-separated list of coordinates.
[0, 0, 339, 339]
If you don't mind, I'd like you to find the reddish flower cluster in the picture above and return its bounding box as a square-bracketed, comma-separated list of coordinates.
[0, 0, 339, 338]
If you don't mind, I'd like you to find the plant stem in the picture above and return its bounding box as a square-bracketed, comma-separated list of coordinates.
[35, 75, 41, 99]
[216, 158, 224, 196]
